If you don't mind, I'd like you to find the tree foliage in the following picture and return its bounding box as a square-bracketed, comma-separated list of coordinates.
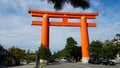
[66, 37, 77, 46]
[52, 37, 82, 61]
[8, 47, 26, 65]
[100, 43, 120, 60]
[8, 47, 26, 60]
[89, 40, 120, 60]
[47, 0, 90, 10]
[52, 51, 62, 59]
[62, 37, 78, 57]
[0, 44, 8, 65]
[38, 44, 51, 60]
[26, 49, 36, 62]
[88, 40, 103, 59]
[100, 45, 117, 59]
[0, 44, 3, 50]
[71, 46, 82, 61]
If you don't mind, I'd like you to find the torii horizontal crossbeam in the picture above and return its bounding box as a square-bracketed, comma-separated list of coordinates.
[32, 21, 96, 27]
[31, 13, 97, 19]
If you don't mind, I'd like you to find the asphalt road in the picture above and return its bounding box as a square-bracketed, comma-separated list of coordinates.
[44, 62, 120, 68]
[8, 62, 36, 68]
[7, 62, 120, 68]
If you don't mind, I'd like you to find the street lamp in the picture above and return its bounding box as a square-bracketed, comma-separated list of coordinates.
[35, 51, 40, 68]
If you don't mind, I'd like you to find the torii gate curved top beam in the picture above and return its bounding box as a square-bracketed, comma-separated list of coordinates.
[29, 9, 98, 18]
[28, 9, 99, 63]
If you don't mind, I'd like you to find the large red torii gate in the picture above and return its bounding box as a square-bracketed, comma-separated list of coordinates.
[28, 9, 99, 63]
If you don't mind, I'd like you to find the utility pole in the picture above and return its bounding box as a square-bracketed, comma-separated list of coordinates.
[35, 51, 40, 68]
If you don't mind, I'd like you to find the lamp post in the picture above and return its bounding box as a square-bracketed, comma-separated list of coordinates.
[35, 51, 40, 68]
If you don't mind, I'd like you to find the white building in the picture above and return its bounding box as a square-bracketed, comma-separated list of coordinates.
[111, 34, 120, 63]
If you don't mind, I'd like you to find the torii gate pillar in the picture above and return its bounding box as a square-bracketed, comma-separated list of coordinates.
[28, 9, 99, 63]
[41, 14, 49, 48]
[81, 16, 90, 63]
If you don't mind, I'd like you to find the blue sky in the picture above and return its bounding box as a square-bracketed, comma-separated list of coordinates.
[0, 0, 120, 52]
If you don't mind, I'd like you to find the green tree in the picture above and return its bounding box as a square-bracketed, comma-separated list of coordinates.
[26, 49, 36, 62]
[115, 42, 120, 53]
[88, 40, 103, 60]
[62, 37, 77, 57]
[46, 0, 90, 10]
[62, 46, 72, 57]
[38, 44, 51, 60]
[28, 53, 36, 62]
[26, 49, 30, 62]
[8, 47, 26, 65]
[52, 51, 62, 59]
[0, 44, 8, 65]
[61, 37, 82, 61]
[100, 43, 120, 60]
[100, 45, 117, 60]
[66, 37, 77, 46]
[71, 46, 82, 61]
[0, 44, 3, 50]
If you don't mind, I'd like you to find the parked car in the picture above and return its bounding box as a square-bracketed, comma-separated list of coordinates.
[88, 59, 95, 64]
[89, 59, 101, 64]
[66, 58, 74, 63]
[94, 60, 101, 64]
[101, 59, 116, 66]
[108, 61, 116, 66]
[61, 58, 67, 62]
[48, 58, 59, 64]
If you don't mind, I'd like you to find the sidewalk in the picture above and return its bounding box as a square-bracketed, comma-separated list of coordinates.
[8, 62, 36, 68]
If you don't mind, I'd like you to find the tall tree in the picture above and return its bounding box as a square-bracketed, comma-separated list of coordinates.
[62, 37, 77, 57]
[38, 44, 51, 60]
[100, 42, 120, 60]
[0, 44, 8, 65]
[52, 51, 62, 59]
[100, 44, 117, 60]
[71, 46, 82, 61]
[47, 0, 90, 10]
[8, 47, 26, 65]
[88, 40, 103, 59]
[0, 44, 3, 50]
[66, 37, 77, 46]
[26, 49, 36, 62]
[61, 37, 82, 61]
